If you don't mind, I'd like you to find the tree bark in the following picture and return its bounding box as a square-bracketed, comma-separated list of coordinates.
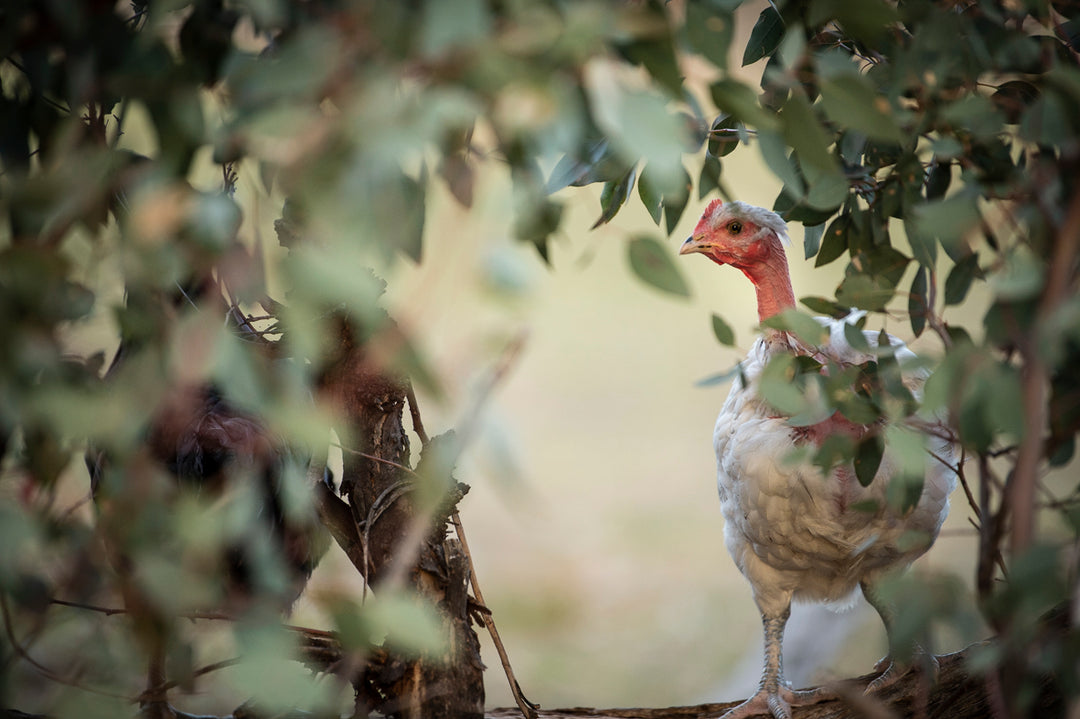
[315, 314, 485, 719]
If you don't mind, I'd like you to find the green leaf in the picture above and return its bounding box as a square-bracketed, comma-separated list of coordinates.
[743, 6, 784, 66]
[759, 354, 809, 415]
[421, 0, 492, 56]
[816, 214, 850, 267]
[711, 313, 735, 346]
[685, 1, 734, 70]
[942, 94, 1005, 140]
[819, 74, 904, 143]
[593, 168, 637, 229]
[710, 79, 778, 130]
[696, 364, 742, 387]
[759, 131, 805, 198]
[813, 434, 856, 474]
[836, 271, 895, 312]
[843, 321, 872, 354]
[990, 246, 1044, 301]
[698, 155, 724, 200]
[803, 222, 825, 260]
[780, 94, 842, 181]
[909, 267, 928, 338]
[853, 434, 884, 487]
[924, 160, 951, 201]
[944, 253, 980, 306]
[801, 296, 849, 318]
[707, 113, 741, 158]
[906, 222, 938, 269]
[628, 235, 690, 298]
[663, 166, 692, 236]
[761, 309, 828, 346]
[638, 166, 663, 225]
[617, 31, 683, 98]
[909, 193, 981, 253]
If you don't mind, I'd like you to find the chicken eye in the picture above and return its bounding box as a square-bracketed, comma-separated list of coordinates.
[728, 221, 742, 234]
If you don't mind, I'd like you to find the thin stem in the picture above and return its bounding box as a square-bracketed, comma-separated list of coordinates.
[451, 513, 538, 719]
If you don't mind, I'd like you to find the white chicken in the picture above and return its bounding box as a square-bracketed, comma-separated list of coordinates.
[679, 200, 957, 719]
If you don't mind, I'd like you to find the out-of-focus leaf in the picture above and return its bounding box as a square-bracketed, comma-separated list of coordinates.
[761, 309, 828, 346]
[545, 138, 628, 193]
[698, 154, 724, 200]
[592, 168, 637, 229]
[1020, 89, 1075, 148]
[843, 322, 872, 354]
[696, 364, 742, 387]
[801, 296, 849, 318]
[836, 271, 896, 312]
[685, 1, 734, 70]
[991, 246, 1045, 301]
[945, 253, 981, 306]
[421, 0, 492, 57]
[588, 77, 688, 187]
[743, 5, 784, 66]
[780, 94, 847, 211]
[366, 592, 448, 656]
[810, 0, 898, 45]
[907, 222, 938, 268]
[819, 74, 904, 143]
[813, 434, 855, 474]
[909, 192, 981, 253]
[759, 354, 809, 415]
[627, 235, 690, 298]
[710, 79, 779, 130]
[853, 434, 883, 487]
[513, 193, 563, 263]
[992, 80, 1040, 124]
[909, 267, 929, 338]
[711, 313, 735, 346]
[230, 621, 337, 712]
[942, 94, 1005, 140]
[759, 131, 805, 199]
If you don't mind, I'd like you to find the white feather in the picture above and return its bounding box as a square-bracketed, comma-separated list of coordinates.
[714, 315, 956, 613]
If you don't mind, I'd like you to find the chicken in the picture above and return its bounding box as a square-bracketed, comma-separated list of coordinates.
[679, 200, 957, 719]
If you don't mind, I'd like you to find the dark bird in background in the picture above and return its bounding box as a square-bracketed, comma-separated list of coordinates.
[680, 200, 957, 719]
[86, 274, 329, 615]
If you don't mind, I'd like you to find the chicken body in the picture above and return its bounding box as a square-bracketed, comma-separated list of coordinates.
[681, 201, 957, 719]
[718, 324, 955, 611]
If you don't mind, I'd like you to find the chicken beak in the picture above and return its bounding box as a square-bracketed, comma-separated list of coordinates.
[679, 235, 705, 256]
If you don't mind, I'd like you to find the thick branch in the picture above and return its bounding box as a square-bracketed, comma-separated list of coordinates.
[484, 642, 1063, 719]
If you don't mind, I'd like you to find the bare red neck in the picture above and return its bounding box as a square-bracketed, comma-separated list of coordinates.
[734, 235, 795, 322]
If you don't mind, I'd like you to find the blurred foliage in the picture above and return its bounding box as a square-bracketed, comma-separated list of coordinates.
[0, 0, 1079, 717]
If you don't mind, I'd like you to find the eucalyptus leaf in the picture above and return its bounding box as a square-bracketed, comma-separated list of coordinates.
[761, 309, 828, 346]
[628, 235, 691, 298]
[853, 434, 884, 487]
[944, 254, 981, 306]
[592, 168, 637, 229]
[685, 1, 734, 70]
[638, 166, 663, 225]
[743, 5, 784, 66]
[802, 222, 824, 260]
[909, 267, 929, 338]
[819, 74, 904, 143]
[816, 214, 850, 267]
[711, 313, 735, 346]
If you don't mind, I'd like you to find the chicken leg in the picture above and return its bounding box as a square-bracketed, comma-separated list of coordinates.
[719, 598, 831, 719]
[861, 579, 939, 694]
